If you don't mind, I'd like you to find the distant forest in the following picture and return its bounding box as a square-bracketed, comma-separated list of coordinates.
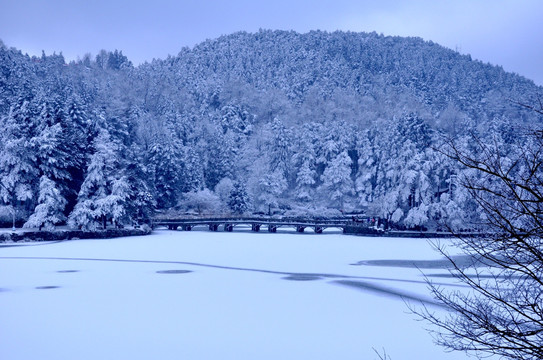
[1, 30, 542, 230]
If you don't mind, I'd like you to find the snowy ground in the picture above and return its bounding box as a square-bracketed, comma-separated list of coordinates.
[0, 228, 473, 360]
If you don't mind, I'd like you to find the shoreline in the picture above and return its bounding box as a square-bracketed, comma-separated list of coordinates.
[0, 227, 151, 243]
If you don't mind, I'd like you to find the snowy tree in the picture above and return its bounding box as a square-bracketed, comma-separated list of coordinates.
[107, 176, 132, 226]
[403, 204, 430, 228]
[181, 188, 222, 215]
[258, 169, 287, 215]
[33, 103, 73, 181]
[24, 176, 66, 230]
[205, 128, 237, 189]
[0, 99, 39, 209]
[293, 122, 319, 202]
[214, 177, 235, 207]
[269, 118, 292, 176]
[147, 138, 183, 209]
[319, 151, 353, 209]
[295, 160, 317, 202]
[64, 94, 90, 161]
[397, 113, 432, 150]
[219, 103, 254, 137]
[68, 129, 123, 230]
[122, 147, 156, 223]
[228, 182, 251, 215]
[376, 190, 402, 226]
[181, 144, 205, 193]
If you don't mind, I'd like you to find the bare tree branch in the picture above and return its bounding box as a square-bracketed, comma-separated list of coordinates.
[419, 129, 543, 360]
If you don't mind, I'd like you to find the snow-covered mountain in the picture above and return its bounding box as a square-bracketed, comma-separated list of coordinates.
[1, 30, 541, 229]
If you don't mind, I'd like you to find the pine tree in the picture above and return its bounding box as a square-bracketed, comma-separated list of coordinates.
[205, 128, 237, 189]
[24, 176, 66, 230]
[123, 146, 156, 223]
[181, 145, 205, 193]
[107, 176, 132, 226]
[319, 151, 353, 209]
[147, 139, 183, 208]
[269, 118, 291, 176]
[33, 100, 74, 181]
[68, 128, 120, 230]
[293, 122, 319, 202]
[295, 160, 317, 202]
[0, 99, 39, 208]
[228, 182, 250, 215]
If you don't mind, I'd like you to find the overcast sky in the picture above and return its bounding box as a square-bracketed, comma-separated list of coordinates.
[1, 0, 542, 85]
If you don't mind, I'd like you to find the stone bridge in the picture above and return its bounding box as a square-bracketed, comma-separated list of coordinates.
[152, 216, 360, 234]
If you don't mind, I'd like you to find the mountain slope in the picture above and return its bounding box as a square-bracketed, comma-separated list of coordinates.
[0, 31, 541, 229]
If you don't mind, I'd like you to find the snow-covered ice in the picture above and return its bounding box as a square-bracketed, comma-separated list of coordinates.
[0, 229, 472, 360]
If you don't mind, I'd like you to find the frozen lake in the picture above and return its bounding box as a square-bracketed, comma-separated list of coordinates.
[0, 229, 472, 360]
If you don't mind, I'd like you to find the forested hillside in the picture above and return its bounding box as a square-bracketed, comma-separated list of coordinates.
[1, 30, 541, 230]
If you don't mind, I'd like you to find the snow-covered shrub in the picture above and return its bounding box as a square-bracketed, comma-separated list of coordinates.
[180, 188, 222, 215]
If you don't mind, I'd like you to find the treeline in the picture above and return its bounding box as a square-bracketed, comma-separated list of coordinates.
[0, 30, 541, 230]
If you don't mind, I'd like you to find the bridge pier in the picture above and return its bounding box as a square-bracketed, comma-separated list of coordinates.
[268, 225, 277, 233]
[251, 224, 261, 232]
[182, 225, 192, 231]
[296, 226, 305, 233]
[168, 225, 178, 230]
[209, 224, 218, 231]
[224, 224, 234, 232]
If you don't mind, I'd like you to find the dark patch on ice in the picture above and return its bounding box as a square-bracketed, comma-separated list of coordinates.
[0, 288, 9, 292]
[352, 255, 484, 269]
[333, 280, 447, 309]
[35, 286, 60, 290]
[0, 256, 468, 289]
[282, 274, 322, 281]
[57, 270, 79, 273]
[156, 269, 192, 274]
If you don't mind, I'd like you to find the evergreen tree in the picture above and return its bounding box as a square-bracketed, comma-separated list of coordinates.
[107, 176, 132, 226]
[33, 100, 73, 182]
[123, 146, 156, 223]
[293, 122, 319, 202]
[269, 118, 291, 176]
[0, 99, 39, 209]
[147, 138, 183, 208]
[181, 145, 205, 193]
[24, 176, 66, 230]
[295, 160, 317, 202]
[68, 129, 121, 230]
[319, 151, 353, 209]
[205, 128, 237, 189]
[228, 182, 250, 215]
